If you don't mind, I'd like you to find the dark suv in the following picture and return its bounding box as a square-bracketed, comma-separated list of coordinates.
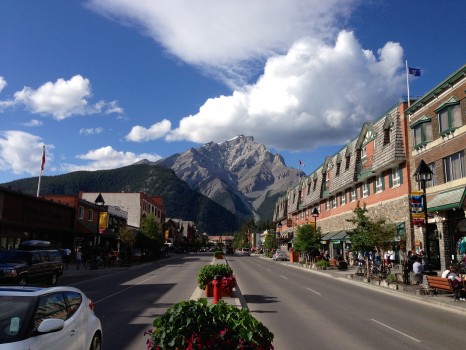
[0, 240, 64, 285]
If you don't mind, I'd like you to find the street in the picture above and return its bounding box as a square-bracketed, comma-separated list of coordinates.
[228, 255, 466, 350]
[60, 253, 466, 350]
[60, 254, 212, 350]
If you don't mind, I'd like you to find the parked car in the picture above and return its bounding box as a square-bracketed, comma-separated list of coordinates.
[0, 241, 63, 285]
[0, 285, 102, 349]
[241, 248, 250, 256]
[225, 246, 235, 255]
[272, 250, 288, 261]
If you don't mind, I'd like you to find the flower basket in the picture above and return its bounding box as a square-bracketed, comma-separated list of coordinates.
[220, 275, 236, 297]
[197, 264, 233, 290]
[145, 299, 274, 350]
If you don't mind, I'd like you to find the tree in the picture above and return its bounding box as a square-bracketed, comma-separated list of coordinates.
[347, 201, 397, 272]
[293, 223, 322, 265]
[262, 232, 276, 256]
[138, 213, 164, 257]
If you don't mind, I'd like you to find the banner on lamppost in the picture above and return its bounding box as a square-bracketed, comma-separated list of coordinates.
[98, 211, 107, 234]
[410, 191, 425, 226]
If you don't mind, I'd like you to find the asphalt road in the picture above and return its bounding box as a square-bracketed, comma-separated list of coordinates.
[228, 255, 466, 350]
[59, 254, 212, 350]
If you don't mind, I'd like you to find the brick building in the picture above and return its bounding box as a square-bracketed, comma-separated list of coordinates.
[406, 64, 466, 271]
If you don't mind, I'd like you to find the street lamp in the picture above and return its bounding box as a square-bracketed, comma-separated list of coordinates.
[413, 160, 433, 267]
[311, 207, 320, 228]
[94, 193, 105, 248]
[276, 223, 282, 250]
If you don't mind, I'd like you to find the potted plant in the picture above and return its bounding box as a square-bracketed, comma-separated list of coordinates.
[214, 250, 224, 259]
[145, 299, 274, 349]
[197, 264, 234, 296]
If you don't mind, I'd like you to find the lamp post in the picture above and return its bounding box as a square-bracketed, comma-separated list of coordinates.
[311, 207, 320, 229]
[94, 193, 105, 248]
[413, 160, 433, 267]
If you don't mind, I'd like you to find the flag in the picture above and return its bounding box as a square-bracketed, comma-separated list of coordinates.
[408, 67, 421, 76]
[40, 146, 46, 171]
[299, 160, 305, 167]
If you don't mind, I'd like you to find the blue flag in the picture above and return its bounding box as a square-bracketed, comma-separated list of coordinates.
[408, 67, 421, 76]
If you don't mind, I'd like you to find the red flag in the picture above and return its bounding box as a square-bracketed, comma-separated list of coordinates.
[41, 146, 45, 171]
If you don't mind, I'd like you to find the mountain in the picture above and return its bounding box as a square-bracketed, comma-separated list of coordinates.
[155, 135, 301, 221]
[0, 164, 241, 235]
[1, 135, 302, 232]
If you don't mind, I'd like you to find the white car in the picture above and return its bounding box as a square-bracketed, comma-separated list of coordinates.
[0, 286, 102, 350]
[241, 248, 250, 256]
[272, 250, 288, 261]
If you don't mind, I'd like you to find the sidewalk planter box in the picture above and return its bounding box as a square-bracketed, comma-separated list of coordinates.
[290, 251, 299, 263]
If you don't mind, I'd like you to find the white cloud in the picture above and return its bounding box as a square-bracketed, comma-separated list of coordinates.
[87, 0, 354, 86]
[138, 31, 405, 151]
[126, 119, 171, 142]
[0, 75, 123, 120]
[80, 127, 104, 135]
[21, 119, 43, 127]
[0, 131, 52, 176]
[61, 146, 162, 172]
[0, 76, 6, 92]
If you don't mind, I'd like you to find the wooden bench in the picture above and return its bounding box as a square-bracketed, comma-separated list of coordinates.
[425, 275, 460, 300]
[329, 259, 338, 269]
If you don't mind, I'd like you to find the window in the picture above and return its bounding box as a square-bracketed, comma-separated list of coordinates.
[326, 199, 330, 211]
[361, 146, 367, 163]
[375, 175, 384, 193]
[88, 209, 93, 221]
[78, 206, 84, 219]
[34, 293, 68, 328]
[362, 181, 369, 197]
[438, 103, 461, 134]
[412, 121, 432, 147]
[391, 167, 401, 187]
[332, 196, 337, 208]
[340, 192, 346, 206]
[383, 128, 390, 145]
[444, 151, 465, 182]
[336, 162, 341, 176]
[345, 156, 351, 170]
[426, 162, 435, 188]
[350, 187, 357, 202]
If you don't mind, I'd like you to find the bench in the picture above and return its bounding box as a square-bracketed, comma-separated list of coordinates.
[329, 259, 348, 270]
[329, 259, 338, 269]
[425, 275, 460, 300]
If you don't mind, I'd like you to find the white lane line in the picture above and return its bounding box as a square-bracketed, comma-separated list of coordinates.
[279, 275, 288, 279]
[306, 287, 321, 296]
[95, 275, 157, 304]
[371, 319, 421, 343]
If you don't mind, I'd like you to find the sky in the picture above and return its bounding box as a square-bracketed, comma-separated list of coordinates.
[1, 0, 465, 184]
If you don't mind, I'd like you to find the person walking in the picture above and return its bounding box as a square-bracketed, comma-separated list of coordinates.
[75, 249, 82, 270]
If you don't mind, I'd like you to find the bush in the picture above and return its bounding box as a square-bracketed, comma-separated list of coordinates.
[197, 264, 233, 289]
[145, 299, 274, 350]
[214, 250, 224, 258]
[315, 259, 330, 268]
[386, 273, 396, 283]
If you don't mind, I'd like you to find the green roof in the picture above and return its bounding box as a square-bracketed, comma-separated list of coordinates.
[428, 187, 466, 212]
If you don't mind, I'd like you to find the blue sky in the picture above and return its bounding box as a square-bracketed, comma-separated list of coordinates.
[0, 0, 465, 184]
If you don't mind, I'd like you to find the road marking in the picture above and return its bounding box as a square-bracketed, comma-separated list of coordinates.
[371, 319, 421, 343]
[279, 275, 288, 279]
[306, 287, 321, 296]
[95, 275, 157, 304]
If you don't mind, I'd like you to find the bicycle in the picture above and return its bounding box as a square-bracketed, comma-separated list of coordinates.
[84, 257, 104, 269]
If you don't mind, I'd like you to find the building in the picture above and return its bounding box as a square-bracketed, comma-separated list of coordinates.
[406, 64, 466, 271]
[0, 186, 75, 250]
[80, 192, 165, 229]
[41, 194, 128, 253]
[273, 101, 413, 261]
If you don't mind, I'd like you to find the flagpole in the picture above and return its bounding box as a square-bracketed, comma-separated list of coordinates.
[37, 145, 45, 197]
[406, 60, 411, 108]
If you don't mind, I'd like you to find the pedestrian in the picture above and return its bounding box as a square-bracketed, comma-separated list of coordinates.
[412, 257, 423, 285]
[349, 251, 355, 266]
[63, 248, 71, 270]
[75, 249, 82, 270]
[389, 249, 396, 268]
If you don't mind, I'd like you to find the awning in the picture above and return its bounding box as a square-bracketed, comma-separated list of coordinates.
[330, 230, 350, 241]
[320, 231, 337, 240]
[427, 187, 466, 212]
